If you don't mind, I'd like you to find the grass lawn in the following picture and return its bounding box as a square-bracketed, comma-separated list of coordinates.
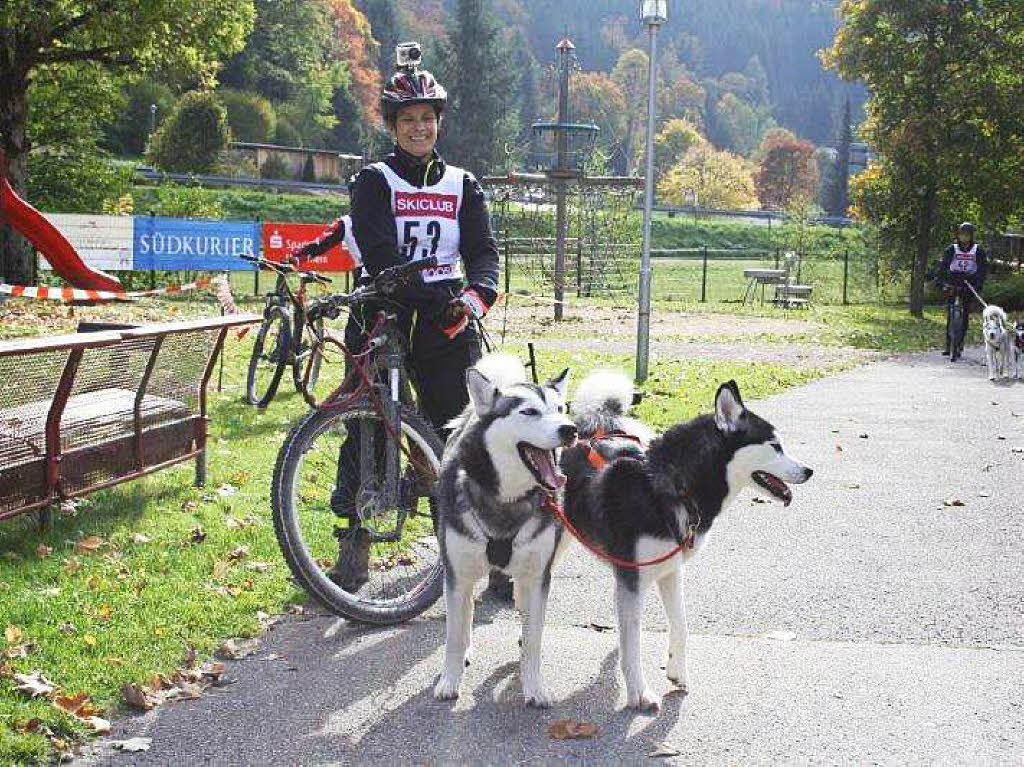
[0, 289, 946, 762]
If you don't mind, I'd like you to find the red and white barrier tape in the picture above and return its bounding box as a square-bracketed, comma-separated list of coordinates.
[0, 278, 211, 302]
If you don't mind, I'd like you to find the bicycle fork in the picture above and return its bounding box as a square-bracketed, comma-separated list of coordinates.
[357, 350, 407, 543]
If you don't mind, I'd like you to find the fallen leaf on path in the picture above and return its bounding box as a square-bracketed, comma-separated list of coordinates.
[85, 716, 111, 734]
[112, 737, 152, 752]
[121, 682, 162, 710]
[846, 483, 861, 489]
[14, 671, 56, 698]
[548, 719, 599, 740]
[588, 622, 614, 633]
[996, 435, 1006, 441]
[216, 637, 259, 660]
[54, 692, 101, 719]
[858, 433, 869, 439]
[943, 497, 965, 507]
[36, 543, 53, 558]
[5, 625, 23, 644]
[647, 742, 682, 758]
[74, 535, 105, 555]
[1012, 447, 1024, 454]
[4, 644, 31, 659]
[835, 443, 843, 453]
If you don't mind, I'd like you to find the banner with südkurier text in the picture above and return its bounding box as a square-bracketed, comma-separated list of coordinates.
[132, 216, 259, 271]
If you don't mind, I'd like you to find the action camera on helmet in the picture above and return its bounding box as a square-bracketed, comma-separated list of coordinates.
[396, 42, 423, 72]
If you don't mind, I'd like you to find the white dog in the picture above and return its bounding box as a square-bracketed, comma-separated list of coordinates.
[982, 305, 1012, 381]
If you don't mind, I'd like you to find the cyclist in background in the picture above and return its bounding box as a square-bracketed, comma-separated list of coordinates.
[930, 222, 988, 355]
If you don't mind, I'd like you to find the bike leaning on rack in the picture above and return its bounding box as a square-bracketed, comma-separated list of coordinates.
[271, 256, 449, 624]
[241, 254, 333, 408]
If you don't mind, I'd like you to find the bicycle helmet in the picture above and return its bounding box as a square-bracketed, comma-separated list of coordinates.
[957, 222, 975, 238]
[381, 69, 448, 122]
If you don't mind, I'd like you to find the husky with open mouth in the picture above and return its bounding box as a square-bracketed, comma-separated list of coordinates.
[434, 355, 577, 707]
[560, 372, 813, 711]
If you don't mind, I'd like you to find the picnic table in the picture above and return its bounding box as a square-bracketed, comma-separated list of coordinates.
[0, 314, 258, 527]
[742, 268, 787, 305]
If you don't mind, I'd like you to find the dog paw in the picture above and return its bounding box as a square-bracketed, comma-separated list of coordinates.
[627, 688, 661, 712]
[523, 684, 553, 708]
[434, 674, 461, 701]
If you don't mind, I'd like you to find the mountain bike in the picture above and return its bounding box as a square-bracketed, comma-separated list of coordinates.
[241, 255, 333, 408]
[271, 257, 448, 623]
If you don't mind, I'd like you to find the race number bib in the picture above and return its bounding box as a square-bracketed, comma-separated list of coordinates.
[375, 163, 465, 283]
[950, 245, 978, 275]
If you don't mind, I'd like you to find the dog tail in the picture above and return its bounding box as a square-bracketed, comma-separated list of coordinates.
[573, 370, 654, 444]
[474, 353, 527, 387]
[574, 369, 634, 417]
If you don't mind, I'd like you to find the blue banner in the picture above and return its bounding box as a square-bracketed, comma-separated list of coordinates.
[132, 216, 259, 271]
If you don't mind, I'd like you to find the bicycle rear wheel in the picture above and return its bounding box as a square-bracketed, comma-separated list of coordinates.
[292, 316, 325, 407]
[271, 403, 444, 624]
[246, 308, 291, 407]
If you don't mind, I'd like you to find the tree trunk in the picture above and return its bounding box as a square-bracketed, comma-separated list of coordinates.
[0, 78, 35, 286]
[909, 182, 937, 318]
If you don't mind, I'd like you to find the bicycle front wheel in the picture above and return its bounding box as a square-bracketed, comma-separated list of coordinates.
[271, 403, 445, 624]
[950, 303, 965, 362]
[246, 308, 291, 407]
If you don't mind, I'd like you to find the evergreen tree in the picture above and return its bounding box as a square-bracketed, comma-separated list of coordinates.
[361, 0, 403, 82]
[440, 0, 519, 175]
[832, 96, 852, 218]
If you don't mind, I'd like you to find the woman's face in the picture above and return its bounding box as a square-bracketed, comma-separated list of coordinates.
[391, 103, 439, 158]
[958, 230, 973, 247]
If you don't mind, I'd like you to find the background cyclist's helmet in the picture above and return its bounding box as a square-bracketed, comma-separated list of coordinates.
[957, 222, 975, 238]
[381, 70, 448, 122]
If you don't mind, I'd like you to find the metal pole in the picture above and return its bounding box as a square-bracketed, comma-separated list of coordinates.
[843, 248, 850, 305]
[701, 245, 708, 303]
[635, 21, 660, 383]
[553, 40, 572, 322]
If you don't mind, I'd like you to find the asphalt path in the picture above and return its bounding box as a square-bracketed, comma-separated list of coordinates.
[80, 347, 1024, 765]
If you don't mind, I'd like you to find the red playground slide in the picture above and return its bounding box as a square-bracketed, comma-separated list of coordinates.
[0, 148, 122, 291]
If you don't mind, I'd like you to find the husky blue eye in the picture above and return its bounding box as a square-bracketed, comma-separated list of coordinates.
[521, 408, 540, 417]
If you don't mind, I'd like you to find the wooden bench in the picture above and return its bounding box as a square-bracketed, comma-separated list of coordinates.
[0, 314, 259, 526]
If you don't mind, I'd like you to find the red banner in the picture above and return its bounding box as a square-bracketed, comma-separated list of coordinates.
[261, 222, 358, 273]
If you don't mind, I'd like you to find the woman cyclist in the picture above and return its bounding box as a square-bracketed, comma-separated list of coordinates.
[930, 222, 988, 356]
[293, 44, 499, 590]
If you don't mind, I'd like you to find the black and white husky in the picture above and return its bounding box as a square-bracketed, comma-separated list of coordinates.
[561, 372, 813, 711]
[983, 305, 1012, 381]
[434, 356, 577, 706]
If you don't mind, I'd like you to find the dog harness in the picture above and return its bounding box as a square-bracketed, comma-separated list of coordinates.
[581, 429, 648, 470]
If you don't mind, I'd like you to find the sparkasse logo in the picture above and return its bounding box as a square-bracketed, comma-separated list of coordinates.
[394, 192, 458, 219]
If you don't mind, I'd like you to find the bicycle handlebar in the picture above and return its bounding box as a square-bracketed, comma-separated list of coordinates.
[307, 256, 439, 321]
[239, 254, 331, 285]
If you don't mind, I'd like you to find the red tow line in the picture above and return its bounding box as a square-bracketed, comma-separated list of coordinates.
[542, 493, 696, 571]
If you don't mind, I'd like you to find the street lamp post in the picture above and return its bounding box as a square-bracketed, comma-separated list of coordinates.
[635, 0, 668, 383]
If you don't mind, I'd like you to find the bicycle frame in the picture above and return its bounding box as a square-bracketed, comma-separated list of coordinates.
[318, 310, 423, 543]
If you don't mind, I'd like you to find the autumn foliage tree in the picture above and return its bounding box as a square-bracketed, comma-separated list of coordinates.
[658, 144, 758, 210]
[0, 0, 253, 284]
[755, 133, 819, 210]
